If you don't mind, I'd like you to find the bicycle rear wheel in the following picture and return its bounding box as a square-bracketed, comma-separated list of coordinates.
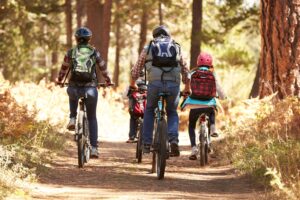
[199, 133, 206, 167]
[156, 118, 167, 180]
[77, 111, 85, 168]
[83, 116, 90, 163]
[136, 121, 143, 163]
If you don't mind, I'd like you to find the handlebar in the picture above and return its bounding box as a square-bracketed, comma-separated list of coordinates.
[56, 82, 115, 88]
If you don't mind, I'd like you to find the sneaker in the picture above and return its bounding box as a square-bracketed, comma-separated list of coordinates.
[143, 144, 151, 154]
[126, 138, 137, 143]
[67, 117, 76, 131]
[90, 147, 99, 158]
[189, 146, 198, 160]
[170, 143, 180, 157]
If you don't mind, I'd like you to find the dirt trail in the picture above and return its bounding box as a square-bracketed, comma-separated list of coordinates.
[22, 130, 264, 200]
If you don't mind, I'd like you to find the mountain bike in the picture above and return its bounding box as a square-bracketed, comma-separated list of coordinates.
[150, 92, 170, 180]
[180, 92, 213, 167]
[60, 83, 113, 168]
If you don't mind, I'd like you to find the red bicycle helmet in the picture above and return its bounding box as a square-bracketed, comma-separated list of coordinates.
[197, 52, 213, 67]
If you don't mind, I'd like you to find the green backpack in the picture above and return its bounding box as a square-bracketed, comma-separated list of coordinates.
[70, 45, 96, 82]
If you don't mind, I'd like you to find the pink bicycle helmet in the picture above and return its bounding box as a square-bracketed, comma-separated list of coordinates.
[197, 52, 213, 67]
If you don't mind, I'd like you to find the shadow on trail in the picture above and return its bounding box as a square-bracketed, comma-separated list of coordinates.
[38, 141, 262, 198]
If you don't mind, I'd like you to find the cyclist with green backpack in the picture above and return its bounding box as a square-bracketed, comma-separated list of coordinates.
[130, 25, 190, 156]
[56, 27, 112, 158]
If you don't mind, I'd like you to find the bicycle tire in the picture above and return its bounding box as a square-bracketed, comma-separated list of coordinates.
[205, 143, 209, 164]
[83, 116, 90, 163]
[156, 118, 167, 180]
[77, 111, 85, 168]
[136, 121, 143, 163]
[199, 133, 206, 167]
[151, 119, 158, 174]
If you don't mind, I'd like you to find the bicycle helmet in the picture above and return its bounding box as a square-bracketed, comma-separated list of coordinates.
[75, 27, 92, 44]
[197, 52, 213, 67]
[152, 25, 170, 38]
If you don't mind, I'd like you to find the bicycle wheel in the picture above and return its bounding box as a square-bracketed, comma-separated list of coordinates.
[199, 132, 206, 167]
[83, 116, 90, 163]
[136, 121, 143, 163]
[205, 143, 209, 164]
[151, 119, 158, 174]
[77, 111, 85, 168]
[156, 118, 167, 180]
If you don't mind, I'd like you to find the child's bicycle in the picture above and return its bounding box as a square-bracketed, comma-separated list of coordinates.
[150, 92, 170, 180]
[127, 87, 146, 163]
[60, 83, 113, 168]
[180, 92, 215, 167]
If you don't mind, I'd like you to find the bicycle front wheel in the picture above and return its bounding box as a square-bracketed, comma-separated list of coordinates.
[156, 118, 168, 180]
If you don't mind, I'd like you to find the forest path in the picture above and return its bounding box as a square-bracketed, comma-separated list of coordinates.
[25, 131, 264, 200]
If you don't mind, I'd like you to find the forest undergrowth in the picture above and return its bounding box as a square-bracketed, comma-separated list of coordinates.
[1, 74, 299, 199]
[0, 75, 128, 199]
[215, 94, 300, 200]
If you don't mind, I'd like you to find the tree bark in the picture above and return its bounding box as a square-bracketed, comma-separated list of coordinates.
[138, 5, 148, 54]
[86, 0, 103, 51]
[100, 0, 113, 63]
[249, 59, 260, 98]
[259, 0, 300, 98]
[76, 0, 83, 27]
[190, 0, 202, 69]
[158, 0, 163, 25]
[65, 0, 72, 48]
[113, 0, 121, 88]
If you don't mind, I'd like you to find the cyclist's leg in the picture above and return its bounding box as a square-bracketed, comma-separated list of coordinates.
[142, 81, 160, 147]
[84, 87, 98, 148]
[188, 109, 200, 147]
[207, 108, 217, 137]
[164, 81, 180, 144]
[127, 114, 137, 142]
[67, 86, 80, 118]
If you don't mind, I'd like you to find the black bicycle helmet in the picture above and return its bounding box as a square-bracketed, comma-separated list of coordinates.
[75, 27, 92, 44]
[152, 25, 170, 38]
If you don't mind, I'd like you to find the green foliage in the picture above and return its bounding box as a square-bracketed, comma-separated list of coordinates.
[0, 0, 64, 82]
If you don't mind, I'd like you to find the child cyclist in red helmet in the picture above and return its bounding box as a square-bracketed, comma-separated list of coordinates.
[185, 52, 226, 160]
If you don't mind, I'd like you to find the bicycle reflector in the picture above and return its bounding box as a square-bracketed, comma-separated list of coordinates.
[200, 115, 206, 122]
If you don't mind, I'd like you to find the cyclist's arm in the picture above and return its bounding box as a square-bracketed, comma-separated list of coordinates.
[57, 50, 72, 83]
[214, 73, 226, 99]
[95, 50, 111, 82]
[131, 49, 147, 82]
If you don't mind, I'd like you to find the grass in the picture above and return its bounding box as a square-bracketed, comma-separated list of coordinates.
[215, 95, 300, 200]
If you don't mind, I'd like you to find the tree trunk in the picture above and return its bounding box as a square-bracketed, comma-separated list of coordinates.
[100, 0, 113, 63]
[86, 0, 103, 51]
[76, 0, 83, 27]
[113, 1, 121, 88]
[249, 59, 260, 98]
[190, 0, 202, 69]
[50, 52, 58, 82]
[65, 0, 72, 48]
[138, 5, 148, 54]
[158, 0, 163, 25]
[259, 0, 300, 98]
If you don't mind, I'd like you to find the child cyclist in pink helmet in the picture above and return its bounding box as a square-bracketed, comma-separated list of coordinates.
[187, 52, 226, 160]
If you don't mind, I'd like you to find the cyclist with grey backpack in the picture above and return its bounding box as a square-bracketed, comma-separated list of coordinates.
[56, 27, 112, 158]
[130, 25, 190, 156]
